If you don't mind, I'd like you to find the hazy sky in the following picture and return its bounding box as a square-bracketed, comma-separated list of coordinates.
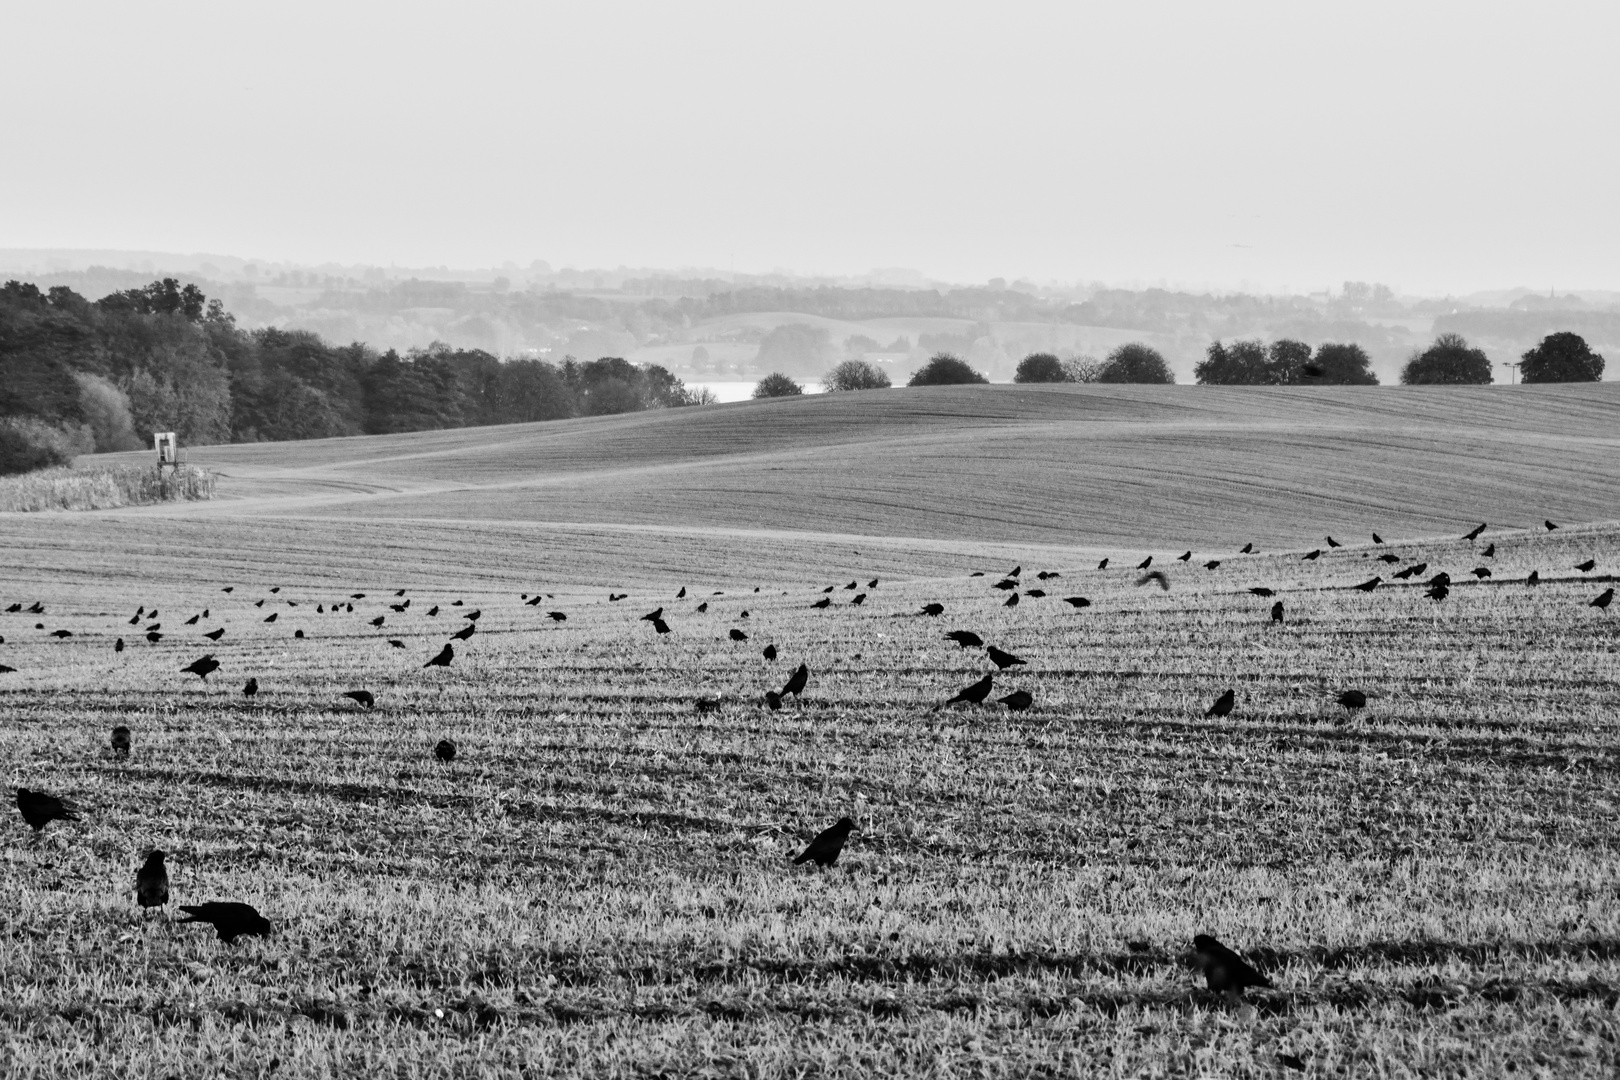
[4, 1, 1617, 293]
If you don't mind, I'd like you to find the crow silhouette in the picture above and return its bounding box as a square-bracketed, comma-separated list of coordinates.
[652, 618, 671, 634]
[1006, 565, 1021, 578]
[1097, 558, 1110, 569]
[764, 690, 783, 711]
[243, 677, 258, 697]
[946, 630, 983, 648]
[110, 725, 131, 758]
[1378, 553, 1401, 564]
[793, 817, 855, 867]
[1193, 934, 1272, 1001]
[1204, 560, 1221, 570]
[920, 603, 944, 617]
[1463, 523, 1486, 541]
[185, 614, 200, 625]
[343, 690, 374, 708]
[1270, 601, 1284, 623]
[388, 639, 405, 648]
[270, 587, 281, 594]
[1576, 559, 1596, 572]
[811, 598, 831, 609]
[1427, 583, 1449, 601]
[1372, 533, 1384, 544]
[1481, 543, 1495, 557]
[1178, 551, 1192, 562]
[943, 674, 994, 707]
[822, 586, 835, 593]
[763, 644, 777, 660]
[1249, 587, 1275, 597]
[609, 593, 627, 602]
[6, 604, 21, 613]
[426, 606, 438, 616]
[450, 624, 475, 641]
[999, 689, 1033, 712]
[851, 593, 866, 606]
[547, 611, 566, 621]
[868, 578, 879, 588]
[1471, 567, 1491, 579]
[694, 697, 722, 714]
[1137, 557, 1153, 570]
[350, 593, 365, 599]
[1392, 562, 1427, 580]
[1302, 550, 1322, 561]
[1136, 571, 1170, 590]
[390, 604, 406, 613]
[729, 629, 748, 642]
[27, 602, 44, 614]
[222, 587, 234, 594]
[1240, 543, 1254, 554]
[844, 581, 857, 589]
[50, 629, 72, 638]
[435, 738, 456, 762]
[641, 607, 664, 622]
[695, 602, 708, 613]
[114, 638, 125, 653]
[263, 612, 278, 623]
[1545, 520, 1558, 531]
[204, 628, 224, 641]
[146, 632, 162, 643]
[17, 788, 79, 832]
[1206, 689, 1235, 718]
[1353, 577, 1380, 592]
[370, 616, 385, 627]
[1004, 593, 1020, 607]
[255, 600, 264, 608]
[294, 630, 305, 639]
[135, 850, 169, 910]
[182, 655, 220, 681]
[179, 902, 272, 944]
[1036, 571, 1059, 580]
[1527, 570, 1540, 586]
[424, 643, 454, 668]
[992, 579, 1018, 590]
[1023, 588, 1044, 598]
[1337, 689, 1367, 712]
[986, 646, 1026, 669]
[525, 596, 542, 606]
[1593, 589, 1615, 610]
[782, 663, 809, 697]
[1428, 572, 1451, 588]
[676, 587, 686, 599]
[1062, 597, 1091, 608]
[1326, 536, 1340, 547]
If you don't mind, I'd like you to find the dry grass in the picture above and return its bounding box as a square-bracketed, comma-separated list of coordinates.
[2, 491, 1619, 1075]
[0, 463, 215, 512]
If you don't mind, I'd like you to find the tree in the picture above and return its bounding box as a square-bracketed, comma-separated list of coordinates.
[1520, 332, 1604, 383]
[1195, 340, 1271, 385]
[753, 372, 804, 398]
[1097, 343, 1174, 384]
[1013, 353, 1069, 383]
[908, 353, 988, 386]
[823, 359, 892, 391]
[1062, 356, 1104, 383]
[1401, 333, 1491, 385]
[1309, 343, 1379, 385]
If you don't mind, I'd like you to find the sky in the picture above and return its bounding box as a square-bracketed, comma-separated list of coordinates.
[3, 1, 1618, 294]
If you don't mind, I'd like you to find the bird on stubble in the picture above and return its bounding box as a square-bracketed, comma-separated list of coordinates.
[763, 644, 777, 660]
[435, 738, 457, 762]
[1353, 577, 1381, 592]
[729, 629, 748, 642]
[182, 655, 220, 681]
[1004, 592, 1020, 607]
[986, 646, 1026, 670]
[243, 677, 258, 697]
[424, 643, 454, 668]
[942, 674, 994, 708]
[1193, 934, 1272, 1003]
[16, 788, 80, 833]
[179, 902, 272, 944]
[1575, 559, 1596, 573]
[343, 690, 375, 708]
[793, 817, 856, 867]
[999, 689, 1033, 712]
[782, 663, 809, 697]
[1062, 597, 1091, 608]
[1593, 589, 1615, 611]
[110, 725, 131, 758]
[1206, 689, 1236, 718]
[945, 630, 983, 649]
[1337, 689, 1367, 713]
[920, 603, 944, 617]
[1270, 601, 1284, 624]
[450, 623, 475, 641]
[135, 850, 169, 912]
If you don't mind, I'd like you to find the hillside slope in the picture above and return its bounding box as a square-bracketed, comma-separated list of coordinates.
[69, 382, 1620, 550]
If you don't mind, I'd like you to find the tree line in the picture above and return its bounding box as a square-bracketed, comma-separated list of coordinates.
[0, 279, 707, 475]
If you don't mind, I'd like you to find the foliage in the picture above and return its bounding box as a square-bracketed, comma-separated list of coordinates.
[908, 353, 988, 386]
[0, 462, 214, 511]
[821, 360, 892, 392]
[1401, 333, 1492, 385]
[1097, 343, 1174, 384]
[1519, 332, 1604, 383]
[0, 416, 85, 475]
[1062, 356, 1105, 383]
[1197, 339, 1378, 385]
[752, 372, 805, 398]
[1012, 353, 1069, 383]
[1308, 342, 1379, 385]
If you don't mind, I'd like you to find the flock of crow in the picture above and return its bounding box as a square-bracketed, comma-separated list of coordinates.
[3, 518, 1611, 1000]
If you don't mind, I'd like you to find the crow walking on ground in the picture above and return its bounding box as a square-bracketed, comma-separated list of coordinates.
[1178, 551, 1192, 562]
[1205, 689, 1235, 718]
[1338, 689, 1367, 713]
[945, 631, 983, 648]
[1546, 520, 1559, 531]
[1576, 559, 1596, 572]
[763, 644, 777, 660]
[942, 674, 994, 707]
[179, 902, 272, 944]
[111, 725, 131, 758]
[1481, 543, 1495, 557]
[1249, 587, 1275, 597]
[435, 738, 456, 762]
[999, 690, 1033, 712]
[243, 678, 258, 697]
[1463, 523, 1486, 541]
[729, 629, 748, 641]
[1204, 560, 1221, 570]
[1062, 597, 1091, 608]
[641, 607, 664, 622]
[1240, 543, 1254, 554]
[424, 643, 454, 668]
[204, 628, 225, 641]
[182, 655, 220, 681]
[652, 618, 671, 634]
[135, 851, 169, 911]
[343, 690, 375, 708]
[1593, 589, 1614, 610]
[1378, 554, 1401, 564]
[793, 817, 856, 867]
[450, 623, 475, 641]
[1193, 934, 1272, 1002]
[1353, 577, 1381, 592]
[1271, 601, 1284, 623]
[1097, 558, 1110, 569]
[1004, 592, 1019, 607]
[920, 603, 944, 617]
[1303, 549, 1322, 561]
[986, 646, 1026, 670]
[811, 597, 831, 609]
[1372, 533, 1384, 544]
[114, 638, 125, 653]
[17, 788, 79, 832]
[782, 663, 809, 697]
[1136, 557, 1153, 570]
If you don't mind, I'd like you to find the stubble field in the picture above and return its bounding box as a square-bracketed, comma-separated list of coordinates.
[2, 384, 1619, 1078]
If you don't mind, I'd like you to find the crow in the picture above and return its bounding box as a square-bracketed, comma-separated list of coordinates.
[695, 602, 708, 613]
[868, 578, 879, 588]
[1004, 592, 1019, 607]
[1178, 551, 1192, 562]
[793, 817, 855, 867]
[388, 639, 405, 648]
[1193, 934, 1272, 1002]
[1471, 567, 1491, 579]
[26, 602, 44, 614]
[1205, 561, 1221, 570]
[0, 664, 12, 673]
[1527, 570, 1540, 585]
[424, 643, 454, 668]
[350, 593, 365, 599]
[1481, 543, 1495, 557]
[1270, 601, 1284, 623]
[535, 610, 563, 623]
[1136, 557, 1153, 570]
[1249, 587, 1275, 597]
[1097, 558, 1110, 569]
[1303, 550, 1322, 561]
[263, 613, 278, 624]
[135, 850, 169, 911]
[1037, 571, 1059, 580]
[185, 614, 200, 625]
[986, 646, 1026, 670]
[609, 593, 627, 602]
[763, 644, 777, 660]
[1372, 533, 1384, 544]
[811, 598, 831, 609]
[450, 624, 475, 641]
[114, 638, 125, 653]
[942, 674, 994, 707]
[222, 587, 234, 594]
[526, 596, 543, 606]
[435, 738, 456, 762]
[452, 600, 464, 606]
[243, 677, 258, 697]
[370, 615, 385, 627]
[110, 725, 131, 758]
[999, 689, 1033, 712]
[1062, 597, 1091, 608]
[182, 655, 220, 681]
[945, 630, 983, 648]
[204, 628, 224, 641]
[145, 622, 160, 632]
[427, 606, 439, 616]
[1546, 520, 1558, 531]
[920, 603, 944, 617]
[851, 593, 866, 606]
[1326, 536, 1340, 547]
[782, 663, 809, 697]
[345, 604, 353, 613]
[1463, 523, 1486, 541]
[970, 572, 984, 577]
[343, 690, 374, 708]
[5, 604, 21, 613]
[1240, 543, 1254, 554]
[1593, 589, 1615, 610]
[641, 607, 664, 622]
[764, 690, 783, 711]
[270, 587, 281, 594]
[255, 600, 265, 608]
[652, 618, 671, 634]
[822, 586, 835, 593]
[17, 788, 79, 832]
[1428, 572, 1451, 588]
[1205, 689, 1235, 718]
[50, 629, 72, 639]
[1427, 582, 1449, 601]
[146, 632, 162, 643]
[1338, 689, 1367, 712]
[318, 604, 326, 612]
[178, 902, 272, 944]
[729, 629, 748, 642]
[844, 581, 857, 590]
[1353, 577, 1381, 592]
[676, 587, 686, 599]
[390, 604, 406, 613]
[294, 630, 304, 639]
[694, 697, 722, 715]
[1576, 559, 1596, 572]
[992, 579, 1018, 590]
[1378, 553, 1401, 563]
[1392, 562, 1427, 580]
[1136, 571, 1170, 590]
[1024, 589, 1044, 598]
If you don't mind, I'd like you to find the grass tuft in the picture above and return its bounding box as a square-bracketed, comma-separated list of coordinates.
[0, 463, 215, 512]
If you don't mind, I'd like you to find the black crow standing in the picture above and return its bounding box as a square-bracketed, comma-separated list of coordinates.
[1205, 689, 1235, 718]
[1338, 689, 1367, 713]
[114, 638, 125, 653]
[652, 618, 671, 634]
[135, 850, 169, 911]
[370, 615, 386, 627]
[1378, 553, 1401, 564]
[1326, 536, 1340, 547]
[729, 629, 748, 642]
[1372, 533, 1384, 544]
[1302, 550, 1322, 561]
[641, 607, 664, 622]
[1178, 551, 1192, 561]
[920, 603, 944, 616]
[782, 663, 809, 697]
[111, 725, 131, 758]
[1249, 587, 1275, 597]
[204, 628, 225, 641]
[243, 677, 258, 697]
[942, 674, 994, 707]
[1193, 934, 1272, 1002]
[1527, 570, 1540, 586]
[1136, 556, 1153, 570]
[1546, 520, 1559, 531]
[793, 817, 856, 867]
[425, 643, 454, 668]
[1004, 592, 1019, 607]
[764, 690, 783, 711]
[547, 611, 567, 621]
[811, 598, 831, 609]
[450, 623, 475, 641]
[999, 689, 1033, 712]
[1240, 543, 1254, 554]
[986, 646, 1026, 669]
[1481, 543, 1495, 557]
[1062, 597, 1091, 608]
[1593, 589, 1615, 610]
[763, 644, 777, 660]
[17, 788, 80, 832]
[343, 690, 375, 708]
[182, 655, 220, 681]
[1097, 558, 1110, 569]
[1270, 601, 1284, 624]
[945, 631, 983, 648]
[1353, 577, 1381, 592]
[1471, 567, 1491, 579]
[1575, 559, 1596, 572]
[435, 739, 457, 762]
[179, 902, 272, 944]
[1204, 561, 1221, 570]
[1463, 523, 1486, 541]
